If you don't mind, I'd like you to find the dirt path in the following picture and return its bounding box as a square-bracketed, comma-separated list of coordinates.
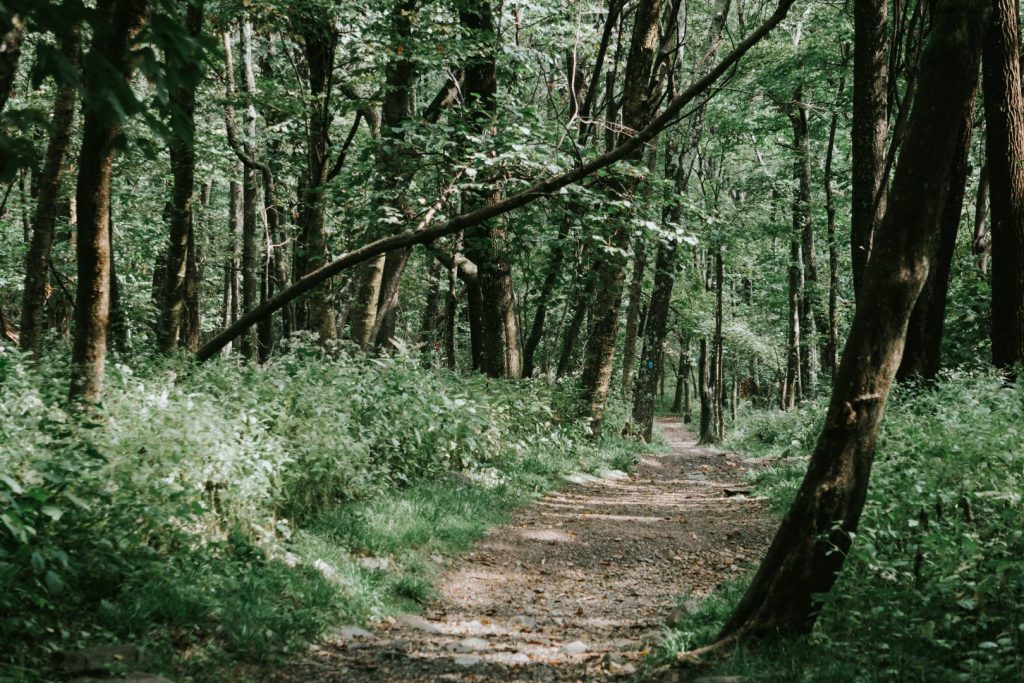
[277, 417, 772, 682]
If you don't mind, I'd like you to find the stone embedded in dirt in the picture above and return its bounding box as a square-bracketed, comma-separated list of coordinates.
[452, 654, 481, 667]
[58, 645, 142, 674]
[559, 640, 588, 655]
[358, 557, 391, 571]
[396, 615, 443, 633]
[70, 675, 173, 683]
[509, 615, 537, 630]
[612, 638, 640, 649]
[334, 626, 374, 640]
[448, 638, 488, 653]
[506, 652, 530, 665]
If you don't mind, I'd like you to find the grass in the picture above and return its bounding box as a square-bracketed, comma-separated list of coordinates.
[651, 373, 1024, 682]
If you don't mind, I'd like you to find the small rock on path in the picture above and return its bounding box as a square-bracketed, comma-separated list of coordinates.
[272, 418, 772, 681]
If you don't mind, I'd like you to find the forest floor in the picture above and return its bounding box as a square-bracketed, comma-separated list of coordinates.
[270, 417, 773, 682]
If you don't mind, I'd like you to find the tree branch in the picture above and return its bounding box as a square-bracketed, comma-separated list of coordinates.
[196, 0, 797, 362]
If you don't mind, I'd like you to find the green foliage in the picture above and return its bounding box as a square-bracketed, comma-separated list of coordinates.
[0, 343, 643, 680]
[658, 374, 1024, 681]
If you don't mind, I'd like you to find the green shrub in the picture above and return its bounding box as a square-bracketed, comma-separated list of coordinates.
[664, 373, 1024, 681]
[0, 343, 639, 678]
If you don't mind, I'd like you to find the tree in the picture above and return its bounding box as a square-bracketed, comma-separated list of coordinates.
[715, 0, 987, 640]
[20, 25, 80, 357]
[158, 1, 204, 353]
[850, 0, 888, 302]
[69, 0, 149, 402]
[983, 0, 1024, 370]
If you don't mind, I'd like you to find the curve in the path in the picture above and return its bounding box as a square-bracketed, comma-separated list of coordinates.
[279, 417, 771, 682]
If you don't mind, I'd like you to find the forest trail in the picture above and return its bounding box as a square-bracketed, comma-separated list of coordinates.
[274, 418, 773, 682]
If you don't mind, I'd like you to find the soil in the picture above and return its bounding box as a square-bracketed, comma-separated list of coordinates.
[272, 417, 773, 682]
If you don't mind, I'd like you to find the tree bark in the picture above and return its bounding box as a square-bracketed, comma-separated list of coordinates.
[897, 91, 975, 381]
[717, 0, 986, 639]
[349, 0, 417, 349]
[20, 25, 80, 358]
[0, 13, 22, 114]
[579, 0, 663, 436]
[982, 0, 1024, 370]
[789, 87, 819, 395]
[973, 164, 990, 274]
[70, 0, 149, 402]
[523, 211, 571, 377]
[698, 338, 714, 443]
[784, 235, 802, 409]
[620, 237, 648, 397]
[459, 0, 523, 378]
[630, 0, 729, 441]
[297, 14, 338, 345]
[851, 0, 889, 301]
[824, 48, 848, 379]
[158, 1, 204, 352]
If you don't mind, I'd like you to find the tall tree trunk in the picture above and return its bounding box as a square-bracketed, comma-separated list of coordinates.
[620, 237, 647, 396]
[579, 0, 662, 436]
[107, 205, 130, 355]
[824, 49, 848, 379]
[983, 0, 1024, 370]
[459, 0, 523, 378]
[630, 0, 729, 441]
[897, 91, 975, 381]
[349, 0, 417, 349]
[784, 236, 802, 409]
[0, 13, 22, 114]
[70, 0, 149, 402]
[789, 87, 819, 395]
[20, 25, 80, 357]
[717, 1, 985, 639]
[851, 0, 889, 301]
[973, 164, 991, 274]
[713, 245, 725, 442]
[298, 14, 338, 344]
[523, 212, 571, 377]
[556, 258, 595, 378]
[672, 346, 686, 414]
[158, 1, 204, 352]
[224, 179, 242, 353]
[698, 338, 714, 443]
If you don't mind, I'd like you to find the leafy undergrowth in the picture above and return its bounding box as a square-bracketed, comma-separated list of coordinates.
[0, 341, 645, 681]
[653, 373, 1024, 682]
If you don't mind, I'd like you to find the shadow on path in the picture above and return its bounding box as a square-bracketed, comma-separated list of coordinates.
[275, 417, 772, 682]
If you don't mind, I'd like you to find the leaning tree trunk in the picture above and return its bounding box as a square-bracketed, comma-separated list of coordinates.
[20, 25, 80, 358]
[158, 1, 204, 352]
[717, 0, 986, 640]
[897, 91, 975, 381]
[983, 0, 1024, 370]
[69, 0, 149, 403]
[850, 0, 888, 302]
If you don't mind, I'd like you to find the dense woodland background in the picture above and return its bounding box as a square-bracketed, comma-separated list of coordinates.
[0, 0, 1022, 680]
